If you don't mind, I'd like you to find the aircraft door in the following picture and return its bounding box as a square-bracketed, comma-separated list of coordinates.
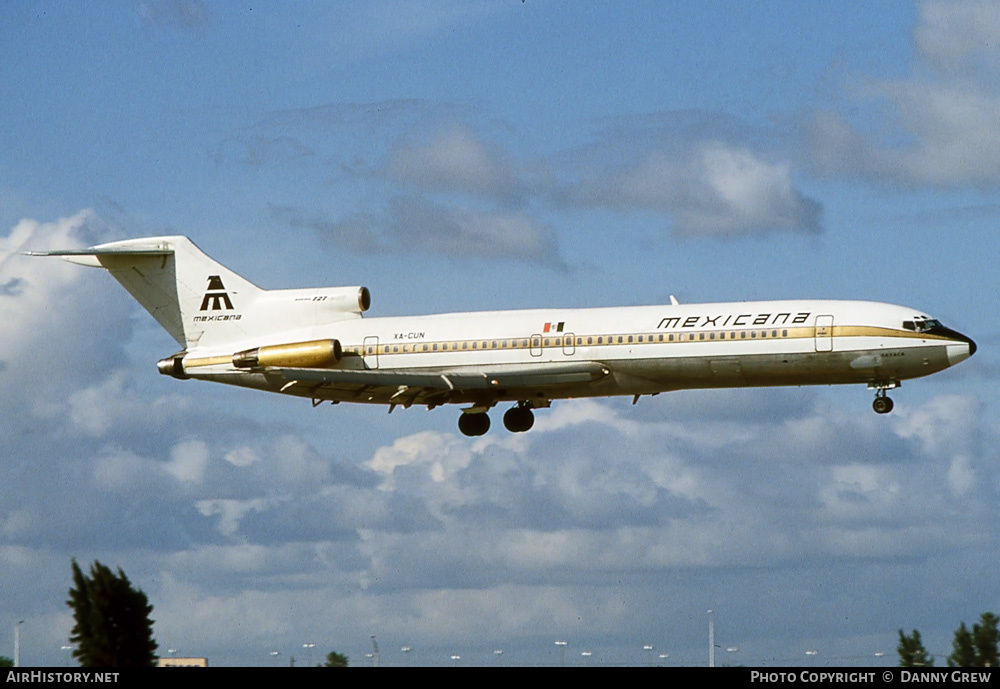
[363, 336, 379, 369]
[814, 315, 834, 352]
[530, 334, 543, 357]
[562, 332, 576, 356]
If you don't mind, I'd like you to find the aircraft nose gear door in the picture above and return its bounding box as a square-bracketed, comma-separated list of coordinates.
[814, 315, 834, 352]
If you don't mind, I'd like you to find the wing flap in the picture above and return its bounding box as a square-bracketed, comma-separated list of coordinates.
[273, 361, 610, 392]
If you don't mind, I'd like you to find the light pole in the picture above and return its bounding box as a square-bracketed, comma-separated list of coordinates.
[14, 620, 24, 668]
[555, 640, 567, 667]
[303, 643, 315, 667]
[708, 609, 715, 668]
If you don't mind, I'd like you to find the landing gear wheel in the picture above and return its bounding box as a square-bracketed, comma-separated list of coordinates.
[873, 395, 894, 415]
[503, 405, 535, 433]
[458, 412, 491, 436]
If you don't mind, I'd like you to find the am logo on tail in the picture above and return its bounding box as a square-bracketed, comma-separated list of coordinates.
[30, 236, 976, 436]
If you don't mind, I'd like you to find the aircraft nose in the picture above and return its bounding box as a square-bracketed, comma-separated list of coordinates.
[952, 329, 976, 357]
[942, 328, 976, 365]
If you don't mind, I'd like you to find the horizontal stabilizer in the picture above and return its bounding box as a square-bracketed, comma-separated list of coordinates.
[26, 243, 173, 267]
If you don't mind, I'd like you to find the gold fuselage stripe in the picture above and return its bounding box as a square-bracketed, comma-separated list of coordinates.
[346, 325, 951, 358]
[183, 325, 953, 368]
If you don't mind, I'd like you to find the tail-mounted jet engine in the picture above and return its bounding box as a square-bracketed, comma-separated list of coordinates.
[232, 339, 343, 369]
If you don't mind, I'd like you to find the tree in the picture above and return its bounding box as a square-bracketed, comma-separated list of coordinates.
[948, 612, 1000, 667]
[66, 559, 158, 667]
[898, 629, 934, 667]
[973, 613, 1000, 668]
[323, 651, 349, 667]
[0, 656, 12, 668]
[949, 622, 977, 667]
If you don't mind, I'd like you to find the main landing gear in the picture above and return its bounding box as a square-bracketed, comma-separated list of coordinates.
[458, 411, 491, 437]
[457, 402, 536, 436]
[503, 403, 535, 433]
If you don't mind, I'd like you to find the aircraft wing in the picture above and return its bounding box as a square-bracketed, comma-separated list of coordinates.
[267, 361, 611, 407]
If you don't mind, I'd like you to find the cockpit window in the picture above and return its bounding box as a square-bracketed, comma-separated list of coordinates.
[903, 317, 941, 333]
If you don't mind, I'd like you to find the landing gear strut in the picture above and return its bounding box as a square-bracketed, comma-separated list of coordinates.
[458, 411, 491, 437]
[872, 388, 894, 415]
[503, 403, 535, 433]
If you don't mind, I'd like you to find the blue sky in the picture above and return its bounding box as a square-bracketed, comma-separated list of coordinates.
[1, 0, 997, 667]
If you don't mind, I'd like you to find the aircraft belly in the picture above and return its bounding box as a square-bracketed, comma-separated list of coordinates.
[608, 345, 953, 391]
[185, 343, 956, 406]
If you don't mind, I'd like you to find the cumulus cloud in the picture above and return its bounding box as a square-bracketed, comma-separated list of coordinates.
[0, 212, 130, 398]
[561, 130, 823, 236]
[62, 370, 191, 437]
[914, 0, 1000, 74]
[276, 197, 564, 266]
[368, 430, 471, 485]
[166, 438, 211, 483]
[384, 126, 523, 200]
[196, 499, 271, 537]
[224, 446, 260, 468]
[268, 103, 822, 249]
[1, 216, 992, 665]
[809, 0, 1000, 187]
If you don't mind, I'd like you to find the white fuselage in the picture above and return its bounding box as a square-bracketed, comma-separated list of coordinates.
[184, 299, 973, 407]
[33, 235, 975, 433]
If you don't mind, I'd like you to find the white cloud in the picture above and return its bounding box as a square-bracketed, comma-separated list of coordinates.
[166, 439, 210, 483]
[267, 435, 332, 485]
[914, 0, 1000, 74]
[368, 430, 469, 482]
[683, 144, 820, 236]
[809, 0, 1000, 187]
[196, 499, 271, 536]
[893, 394, 977, 458]
[0, 211, 132, 404]
[386, 126, 521, 199]
[224, 446, 260, 468]
[282, 198, 563, 266]
[577, 141, 822, 236]
[819, 465, 903, 520]
[946, 454, 976, 496]
[92, 448, 158, 492]
[61, 369, 190, 438]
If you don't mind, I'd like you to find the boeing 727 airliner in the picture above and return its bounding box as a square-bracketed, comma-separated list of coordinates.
[31, 236, 976, 436]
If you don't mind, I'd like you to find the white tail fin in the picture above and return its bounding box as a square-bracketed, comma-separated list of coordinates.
[32, 236, 262, 349]
[31, 236, 371, 351]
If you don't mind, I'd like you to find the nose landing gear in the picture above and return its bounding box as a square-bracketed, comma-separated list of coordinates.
[872, 391, 894, 414]
[870, 382, 898, 415]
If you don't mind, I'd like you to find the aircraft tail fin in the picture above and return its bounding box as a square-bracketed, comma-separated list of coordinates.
[29, 236, 263, 349]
